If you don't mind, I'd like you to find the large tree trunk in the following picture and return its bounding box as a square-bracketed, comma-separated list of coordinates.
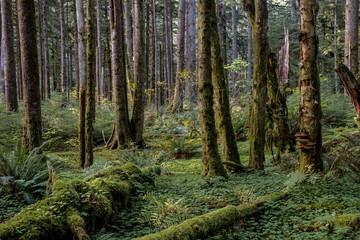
[210, 0, 242, 172]
[298, 0, 322, 172]
[231, 2, 237, 95]
[186, 0, 197, 104]
[198, 0, 227, 178]
[85, 0, 96, 167]
[76, 0, 87, 168]
[110, 0, 132, 148]
[172, 0, 186, 113]
[60, 0, 67, 95]
[131, 0, 146, 147]
[344, 0, 359, 75]
[1, 0, 18, 112]
[244, 0, 268, 171]
[18, 0, 42, 149]
[43, 0, 51, 99]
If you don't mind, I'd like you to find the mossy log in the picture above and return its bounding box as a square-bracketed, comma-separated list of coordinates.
[0, 163, 160, 240]
[135, 191, 286, 240]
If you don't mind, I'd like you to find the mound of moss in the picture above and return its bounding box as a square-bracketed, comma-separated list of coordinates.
[0, 163, 160, 240]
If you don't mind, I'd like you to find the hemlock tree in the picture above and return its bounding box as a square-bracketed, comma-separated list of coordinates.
[243, 0, 268, 170]
[85, 0, 96, 167]
[210, 0, 242, 172]
[198, 0, 227, 178]
[344, 0, 359, 75]
[172, 0, 186, 113]
[1, 0, 18, 113]
[17, 0, 42, 149]
[298, 0, 322, 172]
[76, 0, 87, 168]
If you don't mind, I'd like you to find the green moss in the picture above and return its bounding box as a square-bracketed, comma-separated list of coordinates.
[144, 165, 162, 176]
[335, 214, 360, 229]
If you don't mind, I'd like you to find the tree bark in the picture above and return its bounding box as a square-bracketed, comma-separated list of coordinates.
[60, 0, 67, 95]
[334, 0, 338, 94]
[231, 2, 237, 95]
[186, 0, 197, 104]
[164, 0, 172, 101]
[210, 0, 242, 172]
[38, 0, 45, 100]
[344, 0, 359, 75]
[96, 0, 103, 101]
[104, 4, 112, 101]
[1, 0, 18, 112]
[124, 0, 134, 90]
[85, 0, 96, 167]
[278, 27, 289, 91]
[110, 0, 132, 148]
[43, 0, 51, 99]
[131, 0, 146, 146]
[17, 0, 42, 149]
[244, 0, 268, 170]
[152, 0, 159, 110]
[247, 16, 253, 88]
[198, 0, 227, 178]
[298, 0, 322, 172]
[15, 8, 23, 101]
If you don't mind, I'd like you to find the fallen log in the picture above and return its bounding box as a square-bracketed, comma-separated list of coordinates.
[0, 163, 161, 240]
[134, 191, 287, 240]
[335, 63, 360, 123]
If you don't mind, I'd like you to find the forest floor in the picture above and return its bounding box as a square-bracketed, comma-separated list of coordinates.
[1, 93, 360, 239]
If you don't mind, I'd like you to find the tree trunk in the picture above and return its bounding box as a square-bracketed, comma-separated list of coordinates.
[104, 4, 112, 101]
[278, 27, 289, 91]
[244, 0, 268, 170]
[344, 0, 359, 75]
[15, 9, 23, 101]
[172, 0, 186, 113]
[85, 0, 96, 167]
[43, 0, 51, 99]
[60, 0, 67, 95]
[231, 2, 237, 95]
[76, 0, 87, 168]
[152, 0, 159, 110]
[124, 0, 134, 93]
[38, 0, 44, 100]
[131, 0, 146, 147]
[186, 0, 197, 104]
[17, 0, 42, 149]
[298, 0, 322, 172]
[247, 16, 253, 88]
[334, 0, 338, 94]
[1, 0, 18, 112]
[110, 0, 132, 148]
[210, 0, 242, 172]
[291, 0, 297, 24]
[96, 0, 103, 101]
[198, 0, 227, 178]
[164, 0, 172, 101]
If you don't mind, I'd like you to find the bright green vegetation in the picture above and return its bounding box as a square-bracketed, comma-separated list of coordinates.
[0, 93, 360, 239]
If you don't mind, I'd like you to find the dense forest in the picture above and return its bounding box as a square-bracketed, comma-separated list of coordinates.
[0, 0, 360, 239]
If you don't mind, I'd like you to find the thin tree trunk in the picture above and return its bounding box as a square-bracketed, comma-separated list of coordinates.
[73, 0, 79, 99]
[85, 0, 96, 167]
[247, 17, 253, 87]
[38, 0, 45, 100]
[110, 0, 132, 148]
[15, 8, 23, 101]
[186, 0, 197, 104]
[172, 0, 186, 113]
[43, 0, 50, 99]
[334, 0, 338, 94]
[278, 27, 289, 91]
[124, 0, 134, 88]
[76, 0, 87, 168]
[96, 0, 103, 101]
[60, 0, 67, 94]
[1, 0, 18, 112]
[291, 0, 297, 24]
[231, 2, 237, 95]
[17, 0, 42, 149]
[198, 0, 227, 178]
[164, 0, 172, 101]
[211, 0, 242, 172]
[104, 4, 112, 101]
[344, 0, 359, 74]
[244, 0, 268, 170]
[152, 0, 158, 110]
[298, 0, 322, 172]
[131, 0, 146, 147]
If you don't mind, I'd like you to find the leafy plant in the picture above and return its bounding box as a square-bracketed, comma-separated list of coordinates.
[166, 137, 201, 159]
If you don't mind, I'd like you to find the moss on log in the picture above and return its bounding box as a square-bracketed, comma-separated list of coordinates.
[0, 163, 159, 240]
[135, 191, 286, 240]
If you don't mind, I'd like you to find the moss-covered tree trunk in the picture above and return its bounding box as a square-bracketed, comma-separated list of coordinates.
[198, 0, 227, 179]
[1, 0, 18, 113]
[298, 0, 322, 172]
[131, 0, 146, 147]
[244, 0, 268, 170]
[210, 1, 242, 172]
[18, 0, 42, 149]
[85, 0, 96, 167]
[172, 0, 186, 113]
[76, 0, 87, 168]
[109, 0, 132, 148]
[344, 0, 359, 75]
[267, 52, 290, 162]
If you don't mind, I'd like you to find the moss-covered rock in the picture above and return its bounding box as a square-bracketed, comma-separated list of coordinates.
[0, 163, 155, 240]
[335, 214, 360, 230]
